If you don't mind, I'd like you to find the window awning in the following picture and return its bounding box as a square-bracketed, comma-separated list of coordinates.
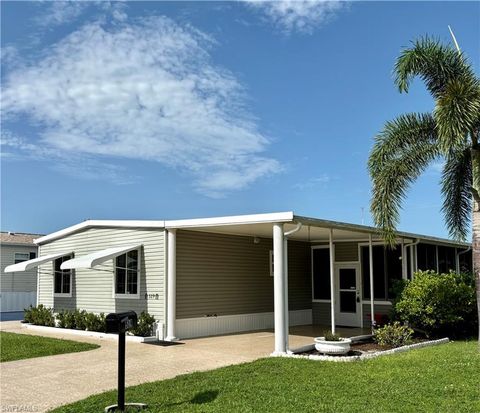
[4, 251, 73, 273]
[60, 244, 142, 270]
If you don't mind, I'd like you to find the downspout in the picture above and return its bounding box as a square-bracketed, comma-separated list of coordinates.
[456, 247, 471, 274]
[283, 222, 302, 352]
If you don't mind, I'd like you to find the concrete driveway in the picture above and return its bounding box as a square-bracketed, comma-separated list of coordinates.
[0, 321, 317, 412]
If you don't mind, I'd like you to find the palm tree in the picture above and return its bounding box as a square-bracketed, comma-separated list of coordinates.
[368, 36, 480, 342]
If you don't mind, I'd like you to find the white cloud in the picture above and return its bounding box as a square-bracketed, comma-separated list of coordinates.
[293, 174, 331, 189]
[34, 1, 91, 27]
[2, 16, 280, 196]
[246, 0, 346, 34]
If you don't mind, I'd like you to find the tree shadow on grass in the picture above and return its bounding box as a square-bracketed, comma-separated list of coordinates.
[158, 390, 219, 409]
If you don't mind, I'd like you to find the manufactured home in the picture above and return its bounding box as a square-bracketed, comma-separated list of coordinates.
[5, 212, 471, 353]
[1, 232, 43, 318]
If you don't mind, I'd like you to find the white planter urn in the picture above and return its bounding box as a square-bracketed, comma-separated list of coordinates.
[314, 337, 352, 355]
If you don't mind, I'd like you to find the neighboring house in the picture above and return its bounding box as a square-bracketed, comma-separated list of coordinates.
[5, 212, 471, 353]
[1, 232, 43, 316]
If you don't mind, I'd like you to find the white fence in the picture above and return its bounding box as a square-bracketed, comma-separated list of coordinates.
[0, 292, 36, 312]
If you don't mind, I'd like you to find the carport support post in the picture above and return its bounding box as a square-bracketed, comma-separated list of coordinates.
[166, 229, 177, 341]
[273, 223, 286, 354]
[369, 234, 375, 332]
[329, 229, 335, 335]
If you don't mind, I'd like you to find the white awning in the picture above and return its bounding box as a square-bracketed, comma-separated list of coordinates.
[60, 244, 142, 270]
[4, 251, 73, 273]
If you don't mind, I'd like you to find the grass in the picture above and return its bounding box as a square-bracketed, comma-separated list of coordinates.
[50, 341, 479, 413]
[0, 331, 100, 362]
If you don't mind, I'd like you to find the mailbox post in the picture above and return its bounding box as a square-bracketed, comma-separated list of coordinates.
[105, 311, 147, 412]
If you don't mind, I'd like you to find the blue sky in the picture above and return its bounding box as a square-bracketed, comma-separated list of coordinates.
[1, 1, 479, 237]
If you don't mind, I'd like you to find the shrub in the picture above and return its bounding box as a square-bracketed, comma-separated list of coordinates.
[322, 331, 342, 341]
[85, 312, 106, 332]
[394, 271, 477, 338]
[130, 311, 156, 337]
[374, 321, 413, 347]
[73, 309, 88, 330]
[24, 304, 55, 327]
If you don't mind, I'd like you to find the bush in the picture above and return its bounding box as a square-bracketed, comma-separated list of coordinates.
[374, 321, 413, 347]
[57, 310, 75, 329]
[24, 304, 55, 327]
[394, 270, 477, 338]
[130, 311, 156, 337]
[73, 309, 88, 330]
[322, 330, 342, 341]
[85, 312, 106, 332]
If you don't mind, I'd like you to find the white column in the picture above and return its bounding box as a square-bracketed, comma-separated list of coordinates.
[283, 238, 289, 351]
[273, 223, 286, 354]
[329, 229, 335, 335]
[369, 234, 375, 331]
[166, 229, 177, 341]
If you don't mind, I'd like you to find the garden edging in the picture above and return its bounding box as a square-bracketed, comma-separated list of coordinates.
[275, 338, 450, 362]
[21, 323, 158, 343]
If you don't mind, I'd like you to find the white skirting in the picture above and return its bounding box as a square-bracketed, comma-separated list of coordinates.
[0, 292, 36, 312]
[176, 309, 312, 339]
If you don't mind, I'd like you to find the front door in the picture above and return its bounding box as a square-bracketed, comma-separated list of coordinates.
[335, 265, 362, 327]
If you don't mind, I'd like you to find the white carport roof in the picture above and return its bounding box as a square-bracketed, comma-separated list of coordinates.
[60, 244, 142, 270]
[4, 251, 73, 273]
[34, 211, 470, 248]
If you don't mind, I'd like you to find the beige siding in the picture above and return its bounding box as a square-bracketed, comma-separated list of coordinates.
[38, 227, 165, 321]
[1, 244, 38, 292]
[312, 301, 331, 325]
[176, 230, 311, 319]
[334, 242, 359, 262]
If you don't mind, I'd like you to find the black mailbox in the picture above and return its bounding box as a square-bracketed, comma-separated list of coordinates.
[106, 311, 137, 334]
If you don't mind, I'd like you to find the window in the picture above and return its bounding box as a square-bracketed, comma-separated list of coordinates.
[14, 252, 36, 264]
[312, 247, 331, 300]
[54, 255, 72, 296]
[417, 243, 437, 271]
[115, 250, 139, 297]
[361, 245, 403, 300]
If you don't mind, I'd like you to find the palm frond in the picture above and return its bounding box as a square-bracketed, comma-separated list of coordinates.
[369, 113, 439, 245]
[435, 77, 480, 152]
[441, 148, 472, 241]
[394, 36, 476, 98]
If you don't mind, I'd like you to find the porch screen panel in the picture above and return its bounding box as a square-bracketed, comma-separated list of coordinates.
[459, 249, 472, 273]
[385, 246, 403, 299]
[417, 243, 437, 271]
[312, 248, 330, 300]
[438, 246, 456, 273]
[361, 246, 386, 300]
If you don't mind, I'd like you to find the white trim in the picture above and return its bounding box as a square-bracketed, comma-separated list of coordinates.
[334, 262, 362, 327]
[166, 212, 294, 229]
[113, 249, 141, 299]
[53, 254, 73, 298]
[35, 220, 165, 245]
[175, 309, 312, 339]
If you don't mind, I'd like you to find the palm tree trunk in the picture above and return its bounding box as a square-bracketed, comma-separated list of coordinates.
[471, 147, 480, 346]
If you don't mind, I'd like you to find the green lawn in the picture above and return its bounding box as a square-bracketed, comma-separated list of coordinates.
[0, 331, 100, 362]
[50, 341, 479, 413]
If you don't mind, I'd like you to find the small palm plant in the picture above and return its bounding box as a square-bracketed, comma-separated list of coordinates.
[368, 36, 480, 343]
